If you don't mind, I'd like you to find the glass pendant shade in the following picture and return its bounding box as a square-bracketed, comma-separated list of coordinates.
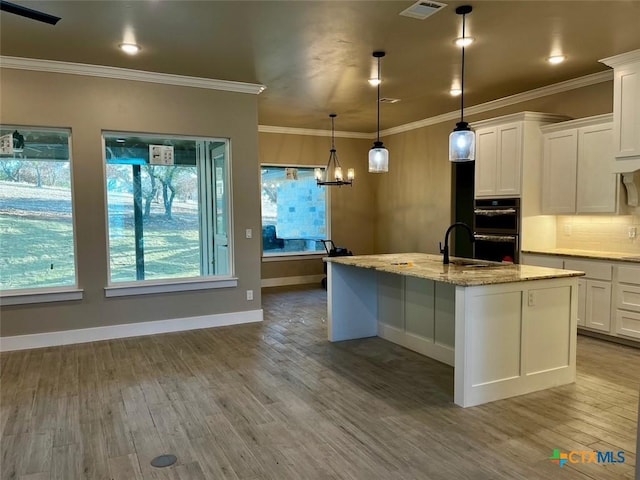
[368, 141, 389, 173]
[449, 122, 476, 162]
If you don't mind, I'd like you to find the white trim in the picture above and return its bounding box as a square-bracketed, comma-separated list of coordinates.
[0, 56, 266, 95]
[258, 71, 612, 138]
[262, 253, 325, 262]
[104, 278, 238, 297]
[471, 111, 572, 129]
[540, 113, 614, 134]
[380, 71, 613, 137]
[600, 49, 640, 68]
[1, 288, 84, 306]
[0, 309, 263, 352]
[261, 274, 325, 288]
[258, 125, 372, 139]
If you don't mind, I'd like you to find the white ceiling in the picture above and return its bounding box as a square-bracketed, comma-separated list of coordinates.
[1, 0, 639, 132]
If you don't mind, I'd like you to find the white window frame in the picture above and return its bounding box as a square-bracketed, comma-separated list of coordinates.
[102, 131, 236, 297]
[0, 126, 83, 305]
[260, 163, 331, 261]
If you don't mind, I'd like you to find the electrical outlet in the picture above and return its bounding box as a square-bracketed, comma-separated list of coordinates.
[527, 291, 535, 307]
[246, 290, 253, 301]
[245, 228, 252, 239]
[563, 224, 572, 236]
[629, 226, 637, 239]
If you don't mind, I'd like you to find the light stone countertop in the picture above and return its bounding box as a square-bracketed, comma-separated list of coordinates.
[522, 248, 640, 263]
[324, 253, 585, 287]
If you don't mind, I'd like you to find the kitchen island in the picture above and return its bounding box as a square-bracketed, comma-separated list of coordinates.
[324, 253, 584, 407]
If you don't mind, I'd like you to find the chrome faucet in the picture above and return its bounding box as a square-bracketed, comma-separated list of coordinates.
[439, 222, 475, 265]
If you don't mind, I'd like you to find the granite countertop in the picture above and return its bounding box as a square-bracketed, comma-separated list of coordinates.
[522, 248, 640, 263]
[324, 253, 584, 287]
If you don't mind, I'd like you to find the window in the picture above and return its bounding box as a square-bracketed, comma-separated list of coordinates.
[261, 165, 328, 257]
[104, 133, 231, 286]
[0, 126, 77, 292]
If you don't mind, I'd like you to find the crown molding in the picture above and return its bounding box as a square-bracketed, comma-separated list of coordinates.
[258, 125, 372, 139]
[379, 70, 613, 137]
[0, 56, 266, 95]
[600, 49, 640, 68]
[539, 113, 614, 133]
[472, 112, 572, 129]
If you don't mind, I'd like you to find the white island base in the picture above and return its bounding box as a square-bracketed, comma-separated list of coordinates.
[326, 255, 580, 408]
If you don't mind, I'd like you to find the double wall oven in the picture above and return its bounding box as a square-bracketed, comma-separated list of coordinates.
[473, 198, 520, 263]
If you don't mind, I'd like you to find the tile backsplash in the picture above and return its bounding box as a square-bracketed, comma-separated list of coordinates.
[556, 214, 640, 254]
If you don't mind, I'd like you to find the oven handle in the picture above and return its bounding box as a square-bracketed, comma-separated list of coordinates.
[474, 234, 517, 243]
[473, 208, 518, 216]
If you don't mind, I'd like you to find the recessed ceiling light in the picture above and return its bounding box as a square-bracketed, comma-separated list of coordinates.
[547, 54, 566, 65]
[119, 43, 141, 55]
[455, 36, 474, 47]
[450, 88, 462, 96]
[368, 78, 381, 86]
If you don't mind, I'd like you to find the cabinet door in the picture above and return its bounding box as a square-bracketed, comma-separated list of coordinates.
[612, 64, 640, 159]
[585, 279, 612, 332]
[475, 127, 497, 197]
[496, 123, 522, 196]
[577, 124, 617, 213]
[577, 278, 586, 327]
[542, 129, 578, 214]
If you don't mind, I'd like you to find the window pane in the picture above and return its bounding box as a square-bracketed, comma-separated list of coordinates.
[104, 133, 230, 283]
[261, 166, 328, 256]
[0, 127, 76, 290]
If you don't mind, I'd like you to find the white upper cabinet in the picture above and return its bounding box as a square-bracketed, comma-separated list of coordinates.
[474, 122, 522, 197]
[542, 129, 578, 214]
[472, 112, 568, 199]
[600, 49, 640, 173]
[541, 114, 618, 214]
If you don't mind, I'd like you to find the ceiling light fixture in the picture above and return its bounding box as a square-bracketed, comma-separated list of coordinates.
[449, 5, 475, 163]
[119, 43, 141, 55]
[315, 114, 354, 187]
[369, 51, 389, 173]
[455, 36, 474, 47]
[368, 78, 381, 86]
[450, 88, 462, 96]
[547, 54, 566, 65]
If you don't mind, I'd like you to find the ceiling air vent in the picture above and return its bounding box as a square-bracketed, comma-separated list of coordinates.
[399, 1, 447, 20]
[379, 98, 401, 104]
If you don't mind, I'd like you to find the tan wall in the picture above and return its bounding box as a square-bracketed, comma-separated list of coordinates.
[375, 80, 615, 254]
[258, 132, 375, 280]
[0, 68, 262, 337]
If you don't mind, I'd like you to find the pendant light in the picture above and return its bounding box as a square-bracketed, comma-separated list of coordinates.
[369, 51, 389, 173]
[315, 114, 354, 187]
[449, 5, 475, 162]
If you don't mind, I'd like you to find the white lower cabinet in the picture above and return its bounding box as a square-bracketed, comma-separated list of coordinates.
[614, 265, 640, 339]
[584, 280, 612, 332]
[521, 254, 640, 341]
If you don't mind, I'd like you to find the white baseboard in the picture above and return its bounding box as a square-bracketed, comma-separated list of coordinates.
[0, 309, 263, 352]
[261, 274, 324, 288]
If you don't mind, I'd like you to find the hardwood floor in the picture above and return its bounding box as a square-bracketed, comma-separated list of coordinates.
[1, 284, 638, 479]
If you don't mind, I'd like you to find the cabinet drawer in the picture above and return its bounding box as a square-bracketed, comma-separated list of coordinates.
[617, 265, 640, 285]
[616, 283, 640, 313]
[564, 259, 612, 281]
[615, 309, 640, 340]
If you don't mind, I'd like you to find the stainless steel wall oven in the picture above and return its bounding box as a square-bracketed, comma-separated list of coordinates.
[473, 198, 520, 263]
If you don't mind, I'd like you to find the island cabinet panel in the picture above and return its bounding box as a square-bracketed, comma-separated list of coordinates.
[523, 285, 571, 375]
[468, 290, 522, 386]
[405, 277, 435, 341]
[377, 275, 455, 366]
[378, 272, 404, 330]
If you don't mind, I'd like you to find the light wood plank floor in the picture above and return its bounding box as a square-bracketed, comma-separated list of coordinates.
[1, 285, 638, 480]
